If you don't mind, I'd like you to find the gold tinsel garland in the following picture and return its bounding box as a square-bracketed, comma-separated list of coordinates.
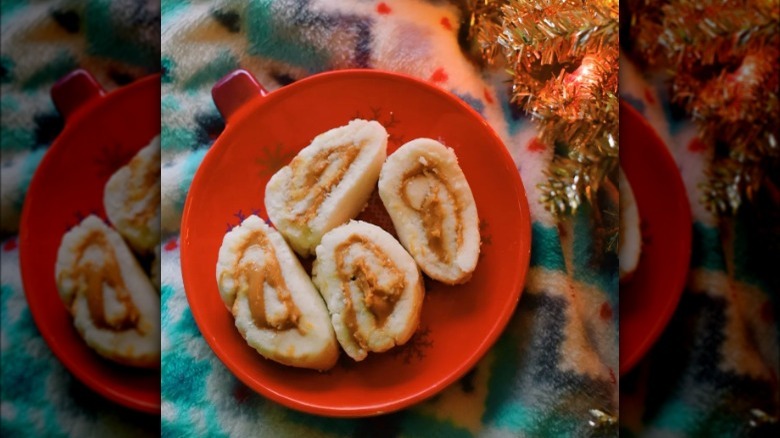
[468, 0, 619, 217]
[630, 0, 780, 214]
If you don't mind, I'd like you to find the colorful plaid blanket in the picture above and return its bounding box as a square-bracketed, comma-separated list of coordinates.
[160, 1, 617, 436]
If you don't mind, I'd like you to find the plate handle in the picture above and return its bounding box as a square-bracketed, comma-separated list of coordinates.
[50, 69, 105, 121]
[212, 69, 268, 123]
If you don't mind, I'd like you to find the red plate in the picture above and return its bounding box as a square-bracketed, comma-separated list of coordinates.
[19, 70, 161, 413]
[180, 69, 531, 417]
[619, 100, 691, 375]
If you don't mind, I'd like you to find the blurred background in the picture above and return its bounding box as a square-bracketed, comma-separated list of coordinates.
[1, 0, 160, 436]
[619, 1, 779, 436]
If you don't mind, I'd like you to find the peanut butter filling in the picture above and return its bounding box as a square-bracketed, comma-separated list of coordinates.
[126, 147, 161, 228]
[334, 235, 406, 348]
[222, 230, 302, 332]
[63, 231, 141, 332]
[399, 160, 463, 263]
[287, 144, 361, 224]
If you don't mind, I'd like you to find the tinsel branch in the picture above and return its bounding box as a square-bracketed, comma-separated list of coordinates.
[630, 0, 780, 214]
[470, 0, 619, 216]
[469, 0, 506, 66]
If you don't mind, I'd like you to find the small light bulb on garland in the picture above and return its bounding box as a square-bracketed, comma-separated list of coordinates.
[466, 0, 619, 217]
[629, 0, 780, 215]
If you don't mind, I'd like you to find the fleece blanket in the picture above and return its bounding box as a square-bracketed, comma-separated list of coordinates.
[160, 1, 617, 437]
[1, 0, 621, 436]
[619, 57, 780, 437]
[1, 0, 160, 436]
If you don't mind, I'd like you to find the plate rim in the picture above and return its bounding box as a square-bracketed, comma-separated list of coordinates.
[619, 100, 692, 375]
[180, 68, 532, 417]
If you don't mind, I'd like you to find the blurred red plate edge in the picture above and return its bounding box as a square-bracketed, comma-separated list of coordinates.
[619, 100, 692, 375]
[180, 69, 532, 417]
[19, 70, 161, 413]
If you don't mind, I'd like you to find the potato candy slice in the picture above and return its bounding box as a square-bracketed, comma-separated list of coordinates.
[217, 215, 339, 370]
[313, 220, 424, 362]
[55, 215, 160, 368]
[378, 138, 480, 284]
[265, 119, 387, 257]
